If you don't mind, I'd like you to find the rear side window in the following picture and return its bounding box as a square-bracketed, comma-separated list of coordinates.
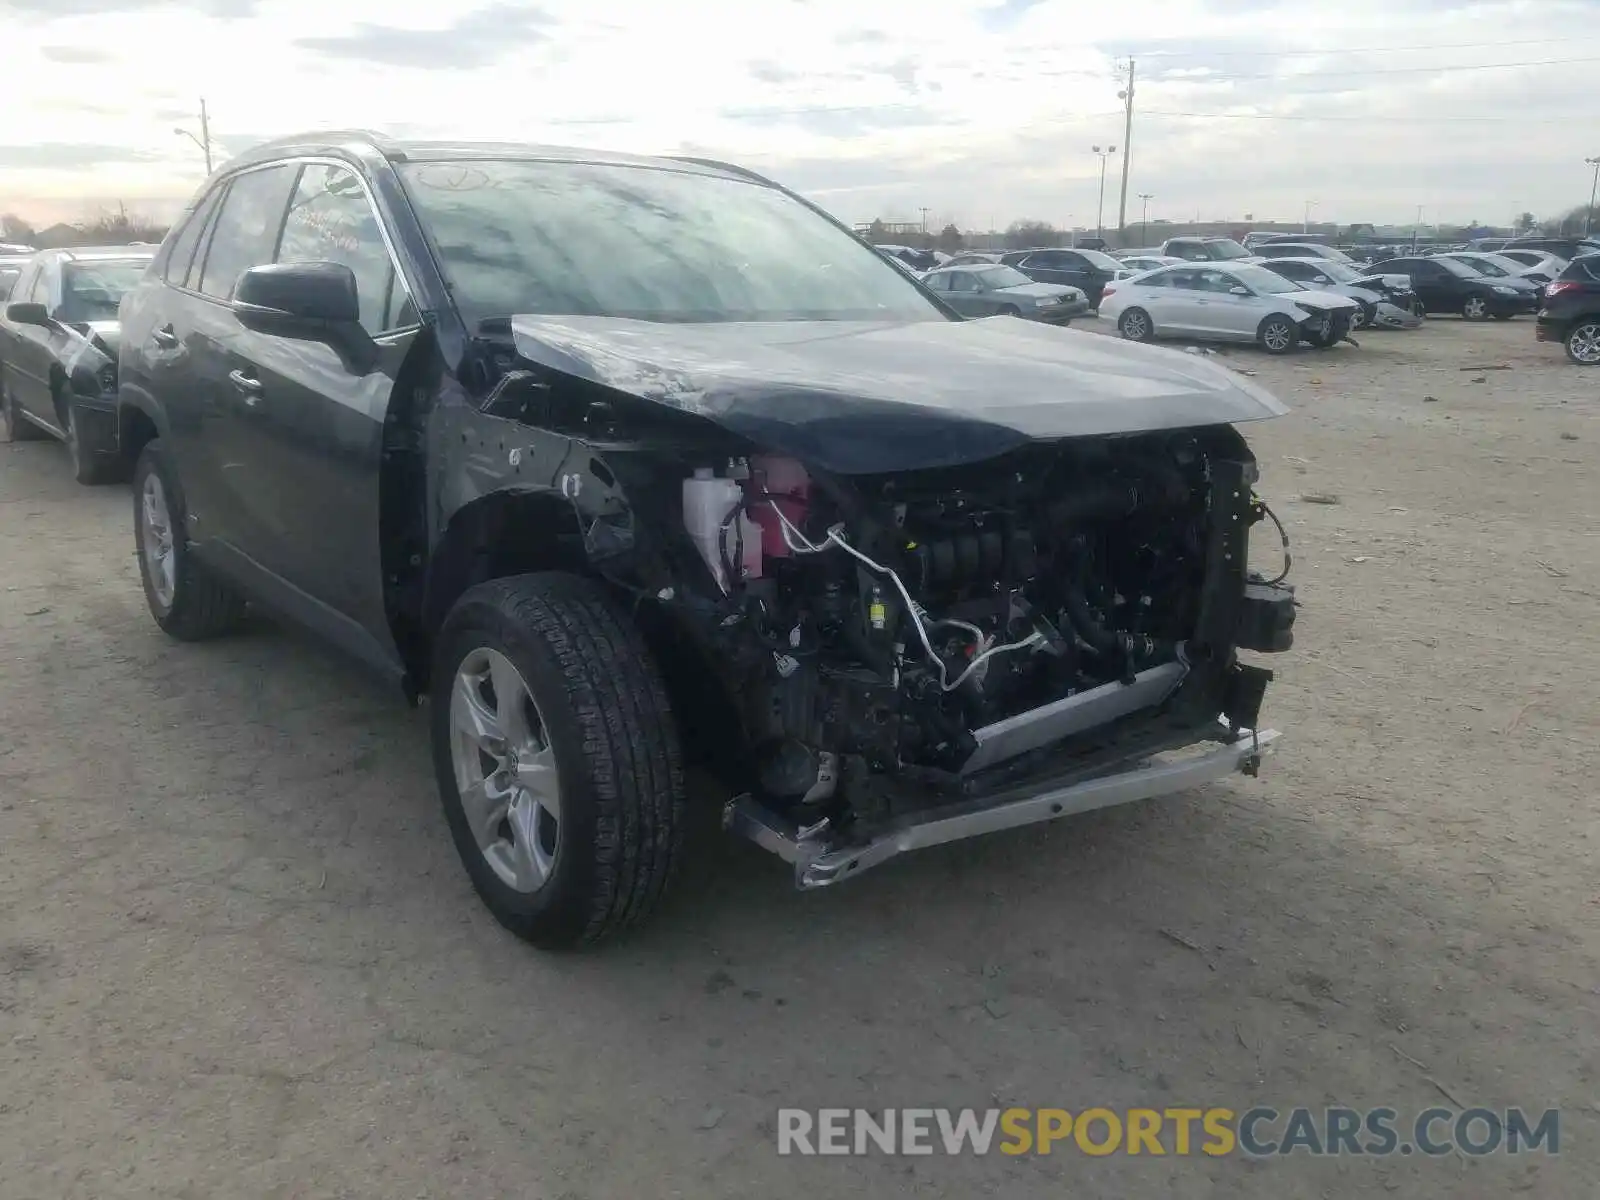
[197, 164, 296, 300]
[163, 187, 224, 286]
[277, 163, 412, 335]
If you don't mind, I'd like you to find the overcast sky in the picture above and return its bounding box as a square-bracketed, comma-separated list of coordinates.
[3, 0, 1598, 231]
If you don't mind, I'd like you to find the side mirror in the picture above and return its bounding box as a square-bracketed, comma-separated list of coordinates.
[232, 262, 375, 370]
[5, 301, 51, 327]
[233, 262, 360, 325]
[1229, 286, 1251, 296]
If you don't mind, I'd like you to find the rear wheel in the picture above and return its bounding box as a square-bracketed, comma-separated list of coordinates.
[1258, 314, 1298, 354]
[1566, 320, 1600, 365]
[432, 573, 686, 949]
[133, 440, 247, 640]
[1462, 295, 1490, 321]
[1117, 307, 1154, 341]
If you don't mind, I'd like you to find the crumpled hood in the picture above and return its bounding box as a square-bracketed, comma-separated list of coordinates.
[510, 315, 1288, 474]
[995, 282, 1080, 301]
[1275, 290, 1359, 313]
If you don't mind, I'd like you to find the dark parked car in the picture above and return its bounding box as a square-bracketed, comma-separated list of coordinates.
[1260, 258, 1420, 330]
[1367, 255, 1537, 320]
[116, 134, 1293, 948]
[0, 246, 155, 481]
[1536, 254, 1600, 365]
[923, 263, 1088, 322]
[1160, 237, 1253, 263]
[999, 246, 1123, 306]
[1504, 237, 1600, 262]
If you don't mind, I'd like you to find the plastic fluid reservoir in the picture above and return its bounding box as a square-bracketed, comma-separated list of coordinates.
[683, 468, 761, 591]
[748, 455, 811, 558]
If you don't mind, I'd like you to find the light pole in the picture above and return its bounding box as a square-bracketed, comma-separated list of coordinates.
[174, 98, 213, 174]
[1585, 157, 1599, 237]
[1412, 205, 1424, 252]
[1092, 144, 1117, 239]
[1138, 193, 1152, 244]
[1303, 199, 1316, 235]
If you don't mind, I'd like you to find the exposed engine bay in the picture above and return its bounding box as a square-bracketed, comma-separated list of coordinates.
[662, 429, 1296, 831]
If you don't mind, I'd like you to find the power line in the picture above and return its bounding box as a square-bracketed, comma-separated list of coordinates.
[1132, 35, 1600, 59]
[1139, 108, 1574, 125]
[1146, 55, 1600, 82]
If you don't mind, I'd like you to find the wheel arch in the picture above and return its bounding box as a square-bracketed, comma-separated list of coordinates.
[407, 489, 590, 687]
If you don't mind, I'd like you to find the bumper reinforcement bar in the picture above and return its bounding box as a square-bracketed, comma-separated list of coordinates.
[725, 726, 1281, 889]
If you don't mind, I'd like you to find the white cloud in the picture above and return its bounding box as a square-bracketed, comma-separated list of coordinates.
[1, 0, 1596, 230]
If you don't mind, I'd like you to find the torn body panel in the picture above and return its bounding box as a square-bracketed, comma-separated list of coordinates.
[508, 314, 1289, 474]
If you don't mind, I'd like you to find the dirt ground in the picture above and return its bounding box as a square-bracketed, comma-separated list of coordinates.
[1, 317, 1595, 1198]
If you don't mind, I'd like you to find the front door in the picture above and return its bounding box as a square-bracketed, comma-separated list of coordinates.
[5, 262, 65, 430]
[222, 161, 420, 637]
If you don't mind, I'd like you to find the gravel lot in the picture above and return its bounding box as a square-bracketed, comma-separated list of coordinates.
[1, 317, 1595, 1198]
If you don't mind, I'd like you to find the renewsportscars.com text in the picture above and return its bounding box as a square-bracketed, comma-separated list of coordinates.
[777, 1106, 1560, 1158]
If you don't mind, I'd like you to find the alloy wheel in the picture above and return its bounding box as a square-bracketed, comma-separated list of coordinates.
[139, 472, 177, 609]
[1569, 322, 1600, 365]
[1262, 320, 1293, 352]
[1463, 297, 1488, 320]
[1119, 311, 1149, 340]
[449, 647, 562, 894]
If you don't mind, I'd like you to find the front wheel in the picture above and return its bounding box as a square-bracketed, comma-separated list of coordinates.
[1117, 307, 1154, 341]
[998, 304, 1021, 317]
[1567, 319, 1600, 365]
[1462, 296, 1490, 321]
[133, 441, 247, 640]
[1258, 314, 1298, 354]
[431, 573, 686, 949]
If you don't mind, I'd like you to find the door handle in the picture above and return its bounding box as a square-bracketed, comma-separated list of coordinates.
[228, 369, 263, 396]
[151, 326, 178, 349]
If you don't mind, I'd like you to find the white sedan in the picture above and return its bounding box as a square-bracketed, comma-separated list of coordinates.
[1097, 261, 1361, 354]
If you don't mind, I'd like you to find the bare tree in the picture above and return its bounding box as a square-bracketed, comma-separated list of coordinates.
[1004, 219, 1059, 250]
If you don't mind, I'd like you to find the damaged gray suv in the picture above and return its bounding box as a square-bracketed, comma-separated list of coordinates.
[117, 134, 1296, 949]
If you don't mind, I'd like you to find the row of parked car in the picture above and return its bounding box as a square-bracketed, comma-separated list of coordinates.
[876, 232, 1600, 361]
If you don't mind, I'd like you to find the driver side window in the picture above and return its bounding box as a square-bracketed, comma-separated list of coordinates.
[277, 163, 414, 335]
[1197, 269, 1237, 294]
[949, 274, 979, 293]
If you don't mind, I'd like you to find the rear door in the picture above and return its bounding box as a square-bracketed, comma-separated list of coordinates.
[945, 271, 993, 315]
[1016, 251, 1072, 286]
[1156, 268, 1209, 332]
[230, 159, 420, 633]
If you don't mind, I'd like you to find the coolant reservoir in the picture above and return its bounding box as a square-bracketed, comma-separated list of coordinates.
[748, 455, 811, 558]
[683, 467, 762, 592]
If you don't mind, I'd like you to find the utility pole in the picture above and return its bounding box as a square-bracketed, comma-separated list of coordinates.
[1303, 199, 1316, 235]
[1139, 193, 1152, 244]
[1586, 157, 1600, 237]
[919, 206, 930, 234]
[1412, 205, 1424, 252]
[1116, 58, 1135, 236]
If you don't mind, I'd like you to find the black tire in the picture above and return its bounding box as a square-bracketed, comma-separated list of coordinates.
[65, 400, 114, 485]
[2, 380, 46, 441]
[1257, 314, 1298, 354]
[1461, 295, 1491, 321]
[431, 573, 686, 950]
[1566, 319, 1600, 366]
[133, 440, 247, 640]
[1118, 307, 1154, 341]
